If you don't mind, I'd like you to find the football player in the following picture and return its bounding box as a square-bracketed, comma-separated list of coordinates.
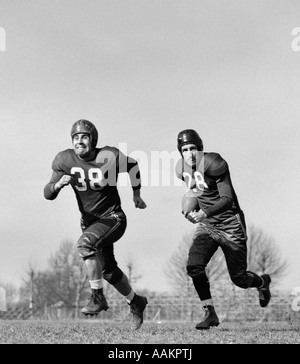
[44, 119, 148, 330]
[176, 129, 271, 330]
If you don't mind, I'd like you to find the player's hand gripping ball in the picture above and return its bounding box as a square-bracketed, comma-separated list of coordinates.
[181, 190, 200, 216]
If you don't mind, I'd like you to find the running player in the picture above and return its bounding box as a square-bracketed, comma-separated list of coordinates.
[176, 129, 271, 330]
[44, 119, 148, 329]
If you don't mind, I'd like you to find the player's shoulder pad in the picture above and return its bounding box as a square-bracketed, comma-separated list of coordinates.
[52, 149, 73, 171]
[96, 145, 123, 162]
[97, 145, 118, 157]
[103, 146, 137, 165]
[101, 145, 119, 153]
[96, 146, 137, 170]
[204, 152, 228, 178]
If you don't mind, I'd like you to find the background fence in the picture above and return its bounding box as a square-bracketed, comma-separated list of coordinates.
[1, 289, 299, 323]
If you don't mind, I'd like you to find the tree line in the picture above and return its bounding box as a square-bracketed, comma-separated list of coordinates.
[0, 224, 287, 314]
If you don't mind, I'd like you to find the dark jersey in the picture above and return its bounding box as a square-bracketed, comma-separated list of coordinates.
[44, 146, 141, 221]
[176, 152, 243, 223]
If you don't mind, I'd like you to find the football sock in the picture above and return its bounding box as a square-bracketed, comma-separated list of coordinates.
[192, 273, 212, 301]
[89, 279, 103, 290]
[125, 290, 135, 304]
[113, 273, 132, 297]
[201, 298, 214, 307]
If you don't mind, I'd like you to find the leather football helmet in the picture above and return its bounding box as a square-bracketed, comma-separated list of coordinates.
[71, 119, 98, 148]
[177, 129, 203, 153]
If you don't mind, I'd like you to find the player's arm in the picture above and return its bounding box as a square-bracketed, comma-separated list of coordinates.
[44, 154, 72, 200]
[203, 173, 233, 217]
[118, 150, 147, 209]
[188, 154, 233, 223]
[127, 156, 147, 209]
[202, 154, 234, 218]
[188, 178, 233, 223]
[132, 187, 147, 209]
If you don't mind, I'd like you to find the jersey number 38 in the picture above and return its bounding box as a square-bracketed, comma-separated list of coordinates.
[71, 167, 105, 191]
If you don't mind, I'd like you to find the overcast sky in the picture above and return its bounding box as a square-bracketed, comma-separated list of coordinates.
[1, 0, 300, 294]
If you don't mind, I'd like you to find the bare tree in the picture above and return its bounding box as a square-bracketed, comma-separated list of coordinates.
[164, 232, 194, 295]
[246, 224, 288, 284]
[19, 262, 40, 308]
[47, 239, 89, 316]
[104, 254, 142, 299]
[164, 231, 228, 295]
[0, 281, 18, 306]
[20, 240, 89, 317]
[124, 256, 142, 285]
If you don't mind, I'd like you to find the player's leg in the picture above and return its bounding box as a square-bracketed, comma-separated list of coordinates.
[77, 215, 125, 316]
[100, 244, 148, 330]
[91, 212, 128, 295]
[96, 212, 148, 329]
[186, 226, 220, 330]
[221, 214, 271, 307]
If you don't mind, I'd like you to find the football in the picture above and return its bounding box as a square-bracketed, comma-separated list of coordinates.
[181, 189, 200, 214]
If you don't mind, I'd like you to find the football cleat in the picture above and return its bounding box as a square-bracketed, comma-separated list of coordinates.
[129, 294, 148, 330]
[195, 305, 220, 330]
[257, 274, 271, 308]
[81, 289, 109, 316]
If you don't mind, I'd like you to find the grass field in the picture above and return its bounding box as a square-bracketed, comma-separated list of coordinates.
[0, 320, 299, 344]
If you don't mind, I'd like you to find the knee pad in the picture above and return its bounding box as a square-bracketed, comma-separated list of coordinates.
[230, 273, 250, 289]
[103, 266, 123, 285]
[186, 264, 206, 279]
[77, 231, 99, 259]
